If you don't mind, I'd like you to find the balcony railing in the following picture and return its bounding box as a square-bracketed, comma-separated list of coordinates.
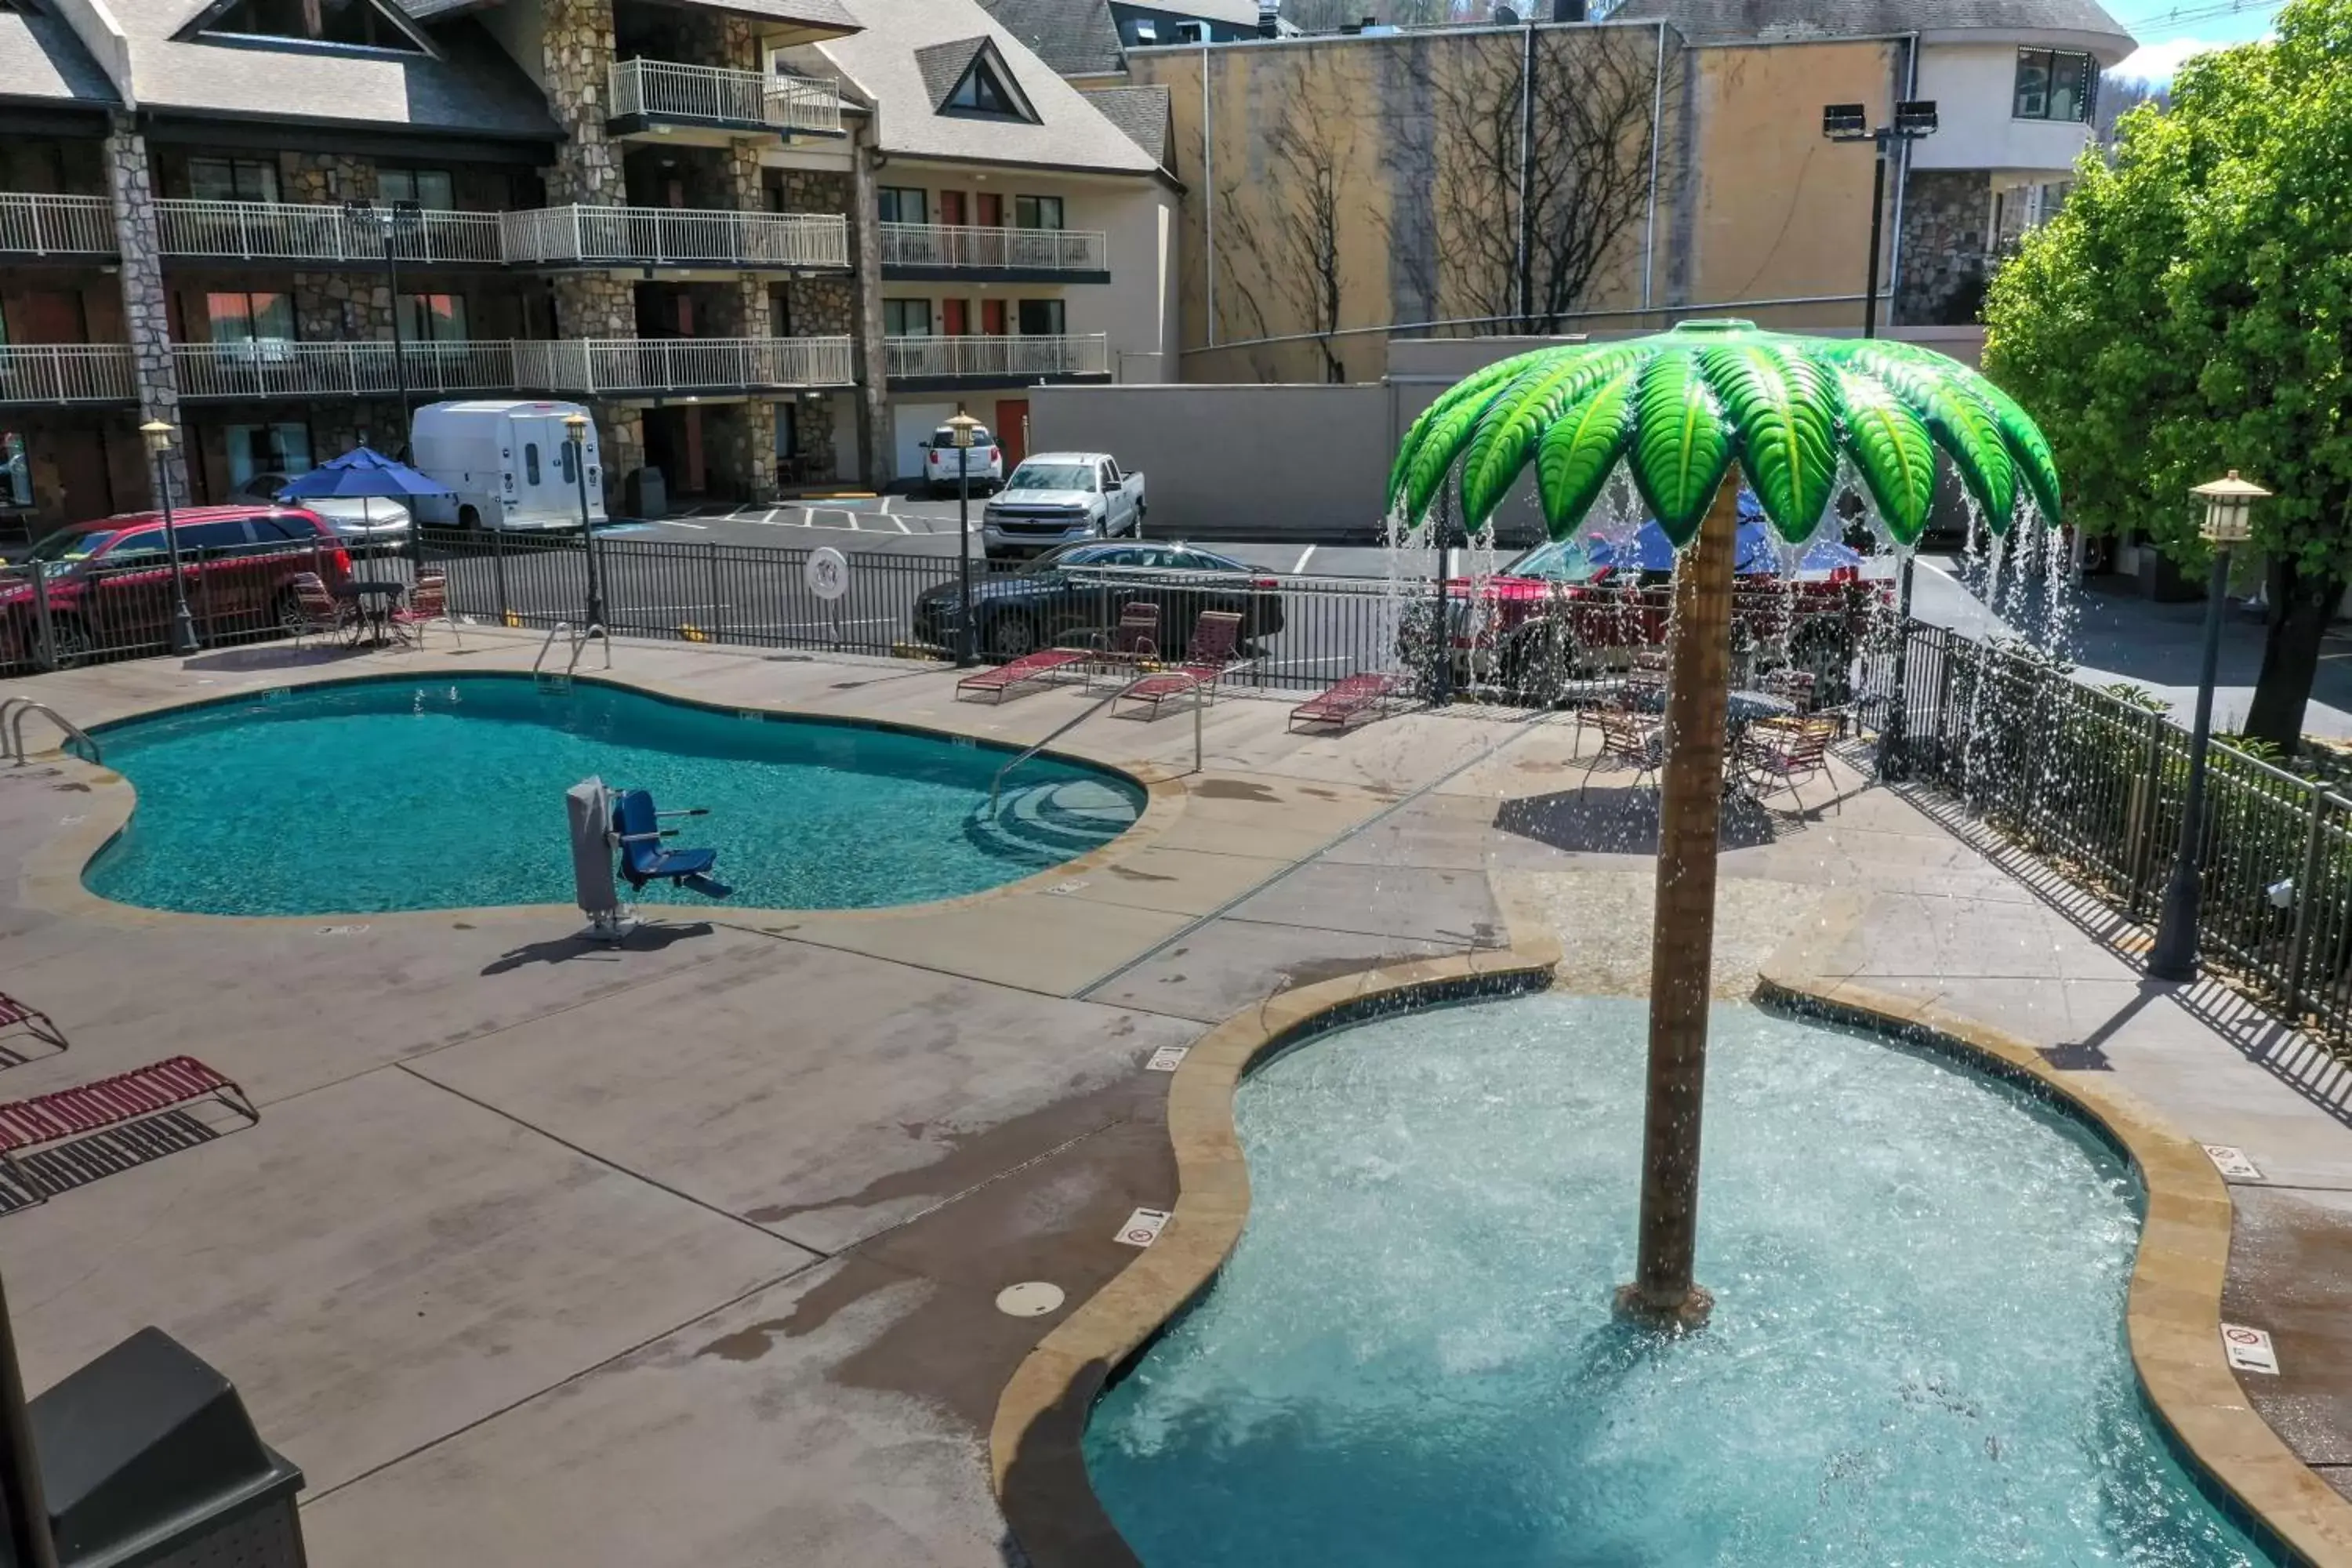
[608, 58, 842, 136]
[879, 223, 1107, 274]
[0, 193, 116, 256]
[884, 334, 1110, 381]
[154, 200, 504, 265]
[0, 343, 136, 404]
[517, 336, 854, 394]
[171, 336, 855, 400]
[500, 206, 848, 269]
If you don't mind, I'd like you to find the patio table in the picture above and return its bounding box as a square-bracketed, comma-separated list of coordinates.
[333, 580, 406, 648]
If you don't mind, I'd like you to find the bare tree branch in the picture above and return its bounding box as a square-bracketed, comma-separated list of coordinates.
[1216, 64, 1359, 380]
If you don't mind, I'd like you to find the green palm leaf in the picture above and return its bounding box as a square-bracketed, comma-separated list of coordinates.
[1534, 365, 1639, 534]
[1627, 347, 1734, 545]
[1956, 372, 2063, 525]
[1388, 347, 1559, 519]
[1460, 344, 1642, 527]
[1820, 339, 2018, 530]
[1701, 339, 1837, 544]
[1831, 371, 1937, 545]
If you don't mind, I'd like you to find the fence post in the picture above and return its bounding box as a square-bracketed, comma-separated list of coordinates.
[2281, 789, 2330, 1017]
[30, 566, 55, 671]
[2125, 709, 2166, 919]
[492, 527, 511, 624]
[706, 543, 724, 642]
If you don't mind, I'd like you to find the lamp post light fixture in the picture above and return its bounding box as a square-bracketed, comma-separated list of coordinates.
[564, 412, 607, 632]
[140, 419, 201, 655]
[2148, 470, 2270, 983]
[946, 406, 982, 668]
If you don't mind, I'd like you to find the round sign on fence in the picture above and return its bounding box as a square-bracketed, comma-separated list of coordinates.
[805, 546, 850, 601]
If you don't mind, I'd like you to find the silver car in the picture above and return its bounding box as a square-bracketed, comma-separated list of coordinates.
[239, 473, 412, 539]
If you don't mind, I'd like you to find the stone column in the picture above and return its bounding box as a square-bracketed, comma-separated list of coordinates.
[104, 116, 185, 503]
[539, 0, 623, 206]
[848, 124, 891, 491]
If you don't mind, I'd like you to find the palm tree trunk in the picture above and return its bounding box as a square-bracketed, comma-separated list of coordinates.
[1617, 466, 1740, 1330]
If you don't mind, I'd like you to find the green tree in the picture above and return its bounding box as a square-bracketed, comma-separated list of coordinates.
[1984, 0, 2352, 749]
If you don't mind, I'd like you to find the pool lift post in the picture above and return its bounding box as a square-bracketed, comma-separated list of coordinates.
[568, 777, 640, 942]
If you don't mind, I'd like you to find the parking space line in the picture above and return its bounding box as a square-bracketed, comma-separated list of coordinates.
[1293, 546, 1316, 574]
[842, 510, 860, 531]
[892, 514, 912, 533]
[659, 520, 709, 531]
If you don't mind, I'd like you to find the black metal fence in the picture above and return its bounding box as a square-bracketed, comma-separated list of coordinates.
[1867, 620, 2352, 1044]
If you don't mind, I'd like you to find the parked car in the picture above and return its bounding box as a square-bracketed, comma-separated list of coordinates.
[1408, 507, 1890, 705]
[237, 471, 412, 539]
[0, 506, 352, 670]
[922, 424, 1004, 497]
[981, 452, 1145, 557]
[912, 539, 1284, 661]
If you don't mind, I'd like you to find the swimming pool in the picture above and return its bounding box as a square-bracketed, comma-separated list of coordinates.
[1085, 995, 2265, 1567]
[83, 676, 1143, 916]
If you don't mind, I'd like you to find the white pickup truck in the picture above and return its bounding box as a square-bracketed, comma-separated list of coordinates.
[980, 452, 1146, 558]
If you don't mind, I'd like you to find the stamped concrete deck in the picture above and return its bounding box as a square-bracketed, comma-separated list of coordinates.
[2, 630, 2349, 1563]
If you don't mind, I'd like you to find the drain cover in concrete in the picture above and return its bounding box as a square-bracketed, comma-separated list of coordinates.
[996, 1282, 1066, 1318]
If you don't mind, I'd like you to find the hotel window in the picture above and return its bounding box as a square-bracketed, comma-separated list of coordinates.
[1015, 299, 1065, 336]
[204, 0, 424, 51]
[2013, 49, 2098, 122]
[207, 291, 294, 343]
[187, 157, 279, 204]
[1013, 195, 1064, 230]
[398, 293, 468, 342]
[378, 168, 454, 209]
[222, 423, 313, 488]
[877, 187, 927, 225]
[883, 299, 933, 336]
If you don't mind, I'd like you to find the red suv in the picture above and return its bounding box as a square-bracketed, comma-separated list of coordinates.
[1, 506, 351, 670]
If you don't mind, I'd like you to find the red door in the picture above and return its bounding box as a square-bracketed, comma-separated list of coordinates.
[996, 398, 1029, 470]
[981, 299, 1007, 336]
[942, 298, 968, 336]
[975, 192, 1002, 227]
[939, 191, 965, 226]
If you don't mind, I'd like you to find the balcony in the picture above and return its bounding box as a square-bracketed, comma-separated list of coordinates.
[0, 344, 136, 405]
[501, 207, 848, 270]
[171, 336, 855, 401]
[0, 194, 116, 260]
[607, 59, 843, 143]
[154, 201, 503, 266]
[884, 333, 1110, 388]
[879, 223, 1108, 282]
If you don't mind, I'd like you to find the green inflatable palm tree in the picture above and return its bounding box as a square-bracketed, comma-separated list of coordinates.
[1386, 321, 2064, 1330]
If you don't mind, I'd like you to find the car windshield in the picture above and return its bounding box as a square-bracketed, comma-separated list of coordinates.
[1006, 464, 1094, 492]
[1023, 543, 1120, 572]
[20, 525, 120, 565]
[1503, 539, 1602, 583]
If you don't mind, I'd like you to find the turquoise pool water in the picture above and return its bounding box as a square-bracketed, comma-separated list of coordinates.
[84, 677, 1142, 915]
[1086, 996, 2264, 1567]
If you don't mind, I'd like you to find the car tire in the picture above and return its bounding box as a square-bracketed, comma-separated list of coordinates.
[987, 612, 1039, 661]
[38, 615, 93, 673]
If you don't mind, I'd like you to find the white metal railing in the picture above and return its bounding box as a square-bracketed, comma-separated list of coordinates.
[608, 58, 842, 136]
[154, 200, 504, 264]
[879, 223, 1107, 274]
[0, 193, 115, 256]
[884, 334, 1109, 380]
[0, 343, 136, 404]
[173, 339, 520, 400]
[499, 206, 848, 268]
[516, 336, 854, 394]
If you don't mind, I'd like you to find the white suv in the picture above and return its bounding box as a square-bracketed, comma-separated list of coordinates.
[923, 426, 1005, 496]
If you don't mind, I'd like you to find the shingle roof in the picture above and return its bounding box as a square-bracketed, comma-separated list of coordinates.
[913, 35, 990, 107]
[393, 0, 858, 27]
[0, 5, 120, 107]
[818, 0, 1161, 172]
[1084, 82, 1169, 167]
[119, 5, 560, 138]
[975, 0, 1124, 76]
[1610, 0, 2132, 49]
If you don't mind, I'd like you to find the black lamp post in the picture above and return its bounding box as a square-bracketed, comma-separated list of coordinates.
[1826, 98, 1936, 772]
[343, 199, 420, 456]
[2148, 470, 2270, 982]
[141, 419, 200, 655]
[946, 405, 981, 667]
[565, 412, 607, 631]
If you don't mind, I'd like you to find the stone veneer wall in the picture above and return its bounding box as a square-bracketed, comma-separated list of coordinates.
[104, 116, 183, 501]
[539, 0, 622, 205]
[278, 151, 374, 205]
[296, 273, 396, 343]
[847, 129, 889, 489]
[1896, 169, 1993, 328]
[703, 401, 776, 499]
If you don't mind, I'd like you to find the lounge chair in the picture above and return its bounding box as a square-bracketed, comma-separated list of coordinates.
[0, 992, 64, 1058]
[0, 1056, 253, 1206]
[1083, 601, 1163, 690]
[391, 572, 460, 649]
[285, 572, 354, 648]
[957, 647, 1087, 702]
[1740, 715, 1841, 813]
[612, 789, 733, 900]
[1580, 702, 1664, 793]
[1116, 611, 1246, 719]
[1289, 671, 1405, 732]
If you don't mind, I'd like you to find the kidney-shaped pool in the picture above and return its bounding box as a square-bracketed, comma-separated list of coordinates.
[82, 675, 1144, 916]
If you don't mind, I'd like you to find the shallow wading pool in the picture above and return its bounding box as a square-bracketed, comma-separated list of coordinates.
[1084, 995, 2268, 1567]
[82, 677, 1143, 916]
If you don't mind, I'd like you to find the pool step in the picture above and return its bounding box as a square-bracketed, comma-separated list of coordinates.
[967, 779, 1138, 864]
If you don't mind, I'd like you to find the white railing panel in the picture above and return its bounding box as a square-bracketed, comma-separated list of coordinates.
[884, 334, 1109, 379]
[498, 206, 847, 269]
[0, 344, 136, 404]
[0, 194, 117, 256]
[878, 223, 1106, 274]
[608, 59, 840, 135]
[154, 200, 503, 264]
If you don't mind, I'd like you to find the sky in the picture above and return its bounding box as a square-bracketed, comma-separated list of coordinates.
[2108, 0, 2281, 79]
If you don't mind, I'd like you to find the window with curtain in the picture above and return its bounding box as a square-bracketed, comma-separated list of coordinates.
[398, 293, 468, 342]
[1013, 195, 1064, 230]
[207, 292, 294, 343]
[877, 187, 928, 224]
[883, 299, 933, 336]
[223, 423, 312, 488]
[187, 158, 279, 203]
[1015, 298, 1064, 336]
[379, 169, 455, 208]
[2013, 49, 2097, 122]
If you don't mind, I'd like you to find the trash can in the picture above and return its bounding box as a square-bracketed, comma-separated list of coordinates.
[625, 466, 665, 521]
[30, 1327, 305, 1567]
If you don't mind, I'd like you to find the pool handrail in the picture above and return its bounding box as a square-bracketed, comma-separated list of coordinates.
[990, 689, 1123, 814]
[2, 699, 100, 767]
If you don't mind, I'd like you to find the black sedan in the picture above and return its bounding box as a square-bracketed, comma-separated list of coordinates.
[913, 540, 1286, 661]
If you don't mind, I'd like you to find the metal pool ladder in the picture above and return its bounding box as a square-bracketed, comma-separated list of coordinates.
[989, 681, 1201, 813]
[532, 622, 611, 691]
[0, 698, 101, 767]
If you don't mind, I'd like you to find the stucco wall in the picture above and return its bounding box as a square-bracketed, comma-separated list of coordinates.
[1910, 42, 2102, 176]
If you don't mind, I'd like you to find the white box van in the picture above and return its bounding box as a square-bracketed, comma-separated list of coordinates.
[411, 399, 608, 532]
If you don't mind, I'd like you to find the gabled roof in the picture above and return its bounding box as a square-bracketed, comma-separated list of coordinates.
[818, 0, 1162, 173]
[390, 0, 859, 31]
[976, 0, 1123, 76]
[1084, 82, 1170, 168]
[0, 3, 120, 108]
[1610, 0, 2132, 53]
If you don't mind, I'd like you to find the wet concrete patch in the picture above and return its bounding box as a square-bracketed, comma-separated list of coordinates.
[2223, 1186, 2352, 1466]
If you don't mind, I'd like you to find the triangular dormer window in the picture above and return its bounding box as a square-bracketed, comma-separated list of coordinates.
[189, 0, 430, 55]
[920, 37, 1040, 124]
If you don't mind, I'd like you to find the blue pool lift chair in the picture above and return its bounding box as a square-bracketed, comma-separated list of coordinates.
[612, 789, 733, 901]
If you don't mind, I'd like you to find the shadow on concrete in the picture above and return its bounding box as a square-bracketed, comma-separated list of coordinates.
[181, 645, 367, 673]
[995, 1354, 1141, 1568]
[1494, 786, 1786, 855]
[1895, 783, 2352, 1132]
[481, 920, 717, 975]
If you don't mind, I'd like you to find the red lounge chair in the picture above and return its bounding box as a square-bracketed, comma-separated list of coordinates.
[0, 993, 64, 1056]
[1083, 601, 1163, 689]
[391, 572, 461, 649]
[1289, 671, 1405, 731]
[0, 1056, 255, 1203]
[1117, 611, 1246, 719]
[956, 647, 1087, 702]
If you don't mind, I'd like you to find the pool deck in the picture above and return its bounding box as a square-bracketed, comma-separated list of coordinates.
[2, 629, 2350, 1565]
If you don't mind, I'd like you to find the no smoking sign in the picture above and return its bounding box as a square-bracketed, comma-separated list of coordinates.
[2220, 1323, 2280, 1375]
[1115, 1207, 1173, 1248]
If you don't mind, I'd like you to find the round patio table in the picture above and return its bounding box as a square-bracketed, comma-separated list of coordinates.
[333, 580, 406, 647]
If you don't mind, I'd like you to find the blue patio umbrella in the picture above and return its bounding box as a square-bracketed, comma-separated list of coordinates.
[274, 445, 453, 505]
